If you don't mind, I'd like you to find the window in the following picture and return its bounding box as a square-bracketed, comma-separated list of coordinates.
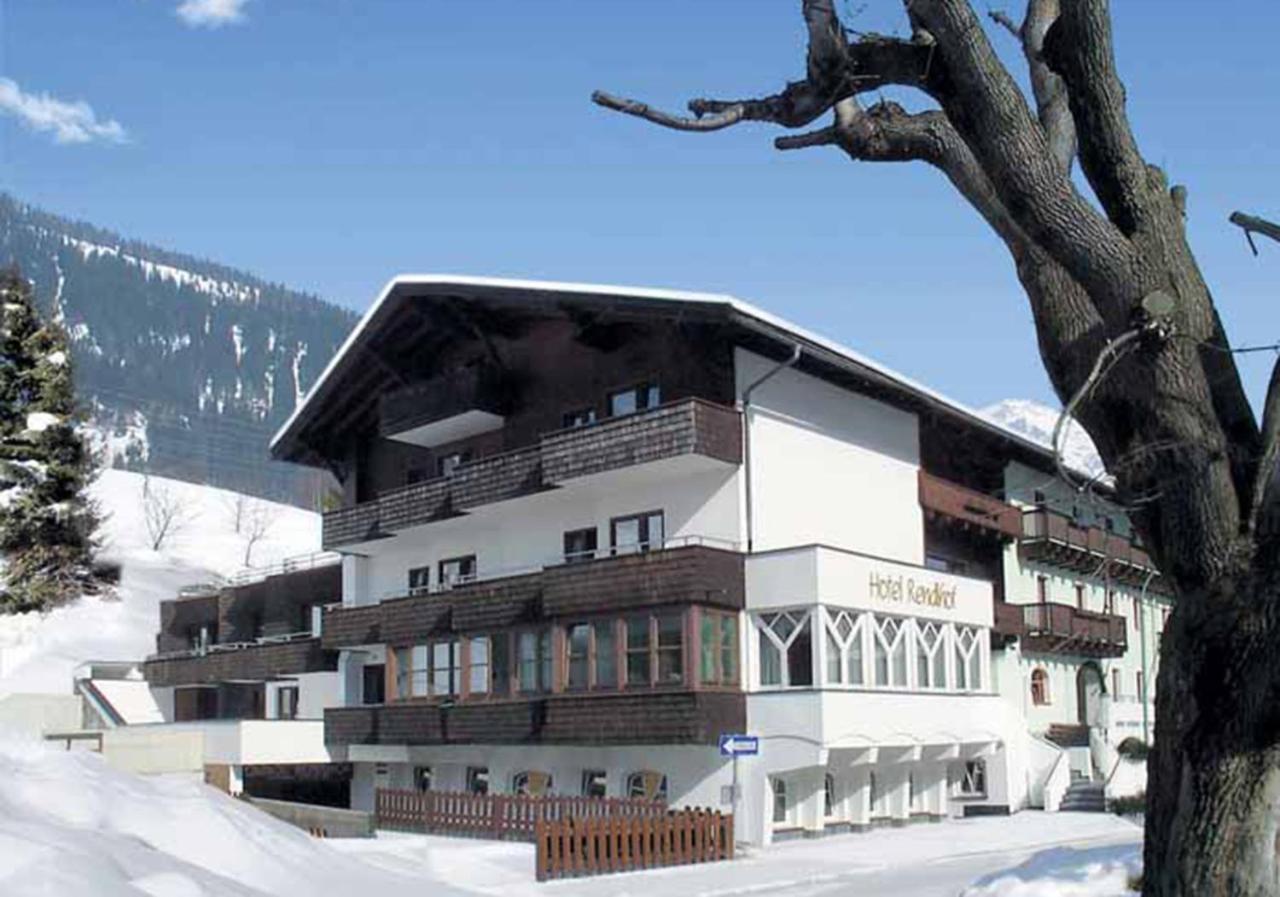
[914, 620, 946, 689]
[512, 770, 553, 796]
[1037, 576, 1049, 603]
[1075, 583, 1086, 610]
[437, 450, 471, 478]
[873, 616, 908, 688]
[608, 383, 661, 417]
[957, 760, 986, 798]
[1105, 587, 1116, 614]
[1103, 516, 1115, 532]
[700, 611, 738, 686]
[408, 566, 431, 596]
[414, 766, 433, 793]
[954, 625, 983, 690]
[621, 611, 688, 687]
[594, 621, 617, 688]
[490, 634, 511, 696]
[1112, 668, 1121, 698]
[909, 773, 921, 813]
[438, 555, 476, 589]
[362, 664, 385, 705]
[466, 766, 490, 795]
[771, 777, 789, 825]
[518, 630, 552, 692]
[757, 611, 813, 688]
[563, 527, 598, 564]
[581, 770, 608, 799]
[468, 637, 490, 695]
[656, 612, 684, 684]
[823, 773, 836, 818]
[626, 770, 668, 801]
[1136, 671, 1145, 702]
[1033, 490, 1047, 506]
[868, 772, 883, 817]
[275, 686, 299, 720]
[1031, 667, 1049, 705]
[394, 646, 430, 698]
[430, 641, 461, 696]
[562, 407, 597, 429]
[625, 614, 651, 686]
[824, 610, 865, 686]
[567, 623, 591, 689]
[611, 511, 664, 555]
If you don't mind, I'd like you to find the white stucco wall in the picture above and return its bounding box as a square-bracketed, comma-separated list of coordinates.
[735, 349, 923, 564]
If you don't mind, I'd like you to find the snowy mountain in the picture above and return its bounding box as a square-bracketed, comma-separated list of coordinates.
[0, 469, 322, 695]
[0, 194, 358, 506]
[980, 398, 1106, 479]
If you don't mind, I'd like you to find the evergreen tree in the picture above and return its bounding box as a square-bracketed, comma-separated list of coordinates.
[0, 265, 101, 612]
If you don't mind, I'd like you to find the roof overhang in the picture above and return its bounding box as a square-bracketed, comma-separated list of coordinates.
[269, 274, 1075, 478]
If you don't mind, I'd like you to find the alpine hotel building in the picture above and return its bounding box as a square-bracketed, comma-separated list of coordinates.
[157, 276, 1169, 845]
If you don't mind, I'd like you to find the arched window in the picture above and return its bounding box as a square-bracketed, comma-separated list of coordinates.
[1031, 668, 1049, 705]
[512, 770, 553, 796]
[625, 770, 668, 801]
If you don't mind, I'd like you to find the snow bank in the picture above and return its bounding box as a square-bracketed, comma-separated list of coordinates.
[0, 469, 321, 695]
[0, 735, 457, 897]
[961, 844, 1141, 897]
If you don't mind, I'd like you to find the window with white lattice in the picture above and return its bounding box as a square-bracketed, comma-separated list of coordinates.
[756, 610, 814, 688]
[954, 625, 982, 691]
[823, 609, 866, 685]
[914, 620, 947, 690]
[873, 615, 908, 688]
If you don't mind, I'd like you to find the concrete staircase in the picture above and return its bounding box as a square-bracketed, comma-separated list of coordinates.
[1059, 779, 1107, 812]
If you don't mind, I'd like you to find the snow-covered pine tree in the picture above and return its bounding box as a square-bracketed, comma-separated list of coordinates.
[0, 264, 101, 612]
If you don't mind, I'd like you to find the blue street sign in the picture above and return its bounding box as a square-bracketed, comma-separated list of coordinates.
[719, 733, 759, 757]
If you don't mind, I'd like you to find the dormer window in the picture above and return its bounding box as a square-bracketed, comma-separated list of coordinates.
[608, 383, 660, 417]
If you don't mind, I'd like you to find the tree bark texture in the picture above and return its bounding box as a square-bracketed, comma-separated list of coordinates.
[594, 2, 1280, 893]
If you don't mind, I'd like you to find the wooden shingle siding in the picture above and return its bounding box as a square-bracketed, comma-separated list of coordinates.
[325, 690, 745, 747]
[379, 365, 509, 439]
[541, 546, 743, 618]
[322, 400, 743, 550]
[157, 593, 219, 653]
[380, 594, 454, 644]
[450, 575, 542, 631]
[144, 638, 335, 687]
[321, 604, 382, 648]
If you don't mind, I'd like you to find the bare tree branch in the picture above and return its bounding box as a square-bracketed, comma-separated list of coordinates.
[1229, 211, 1280, 256]
[1042, 0, 1153, 235]
[1019, 0, 1076, 175]
[590, 92, 745, 131]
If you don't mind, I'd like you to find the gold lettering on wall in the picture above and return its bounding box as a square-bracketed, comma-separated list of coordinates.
[868, 571, 957, 611]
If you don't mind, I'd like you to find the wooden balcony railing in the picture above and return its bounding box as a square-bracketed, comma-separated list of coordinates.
[991, 599, 1128, 658]
[321, 544, 744, 649]
[1019, 508, 1161, 588]
[323, 399, 743, 550]
[325, 690, 745, 748]
[918, 471, 1020, 539]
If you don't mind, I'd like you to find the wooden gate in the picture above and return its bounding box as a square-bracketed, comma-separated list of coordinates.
[535, 808, 734, 880]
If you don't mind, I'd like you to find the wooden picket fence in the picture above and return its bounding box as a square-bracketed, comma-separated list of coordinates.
[374, 789, 667, 841]
[535, 808, 734, 881]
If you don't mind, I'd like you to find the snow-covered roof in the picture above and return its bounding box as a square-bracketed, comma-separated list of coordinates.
[270, 274, 1067, 473]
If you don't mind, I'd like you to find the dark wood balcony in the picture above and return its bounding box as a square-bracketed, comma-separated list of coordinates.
[1019, 508, 1162, 588]
[320, 543, 741, 648]
[322, 399, 743, 550]
[379, 366, 511, 444]
[144, 637, 336, 687]
[918, 471, 1020, 540]
[991, 600, 1128, 658]
[325, 690, 743, 747]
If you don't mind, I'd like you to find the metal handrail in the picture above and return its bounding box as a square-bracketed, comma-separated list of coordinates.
[230, 551, 342, 587]
[148, 630, 318, 661]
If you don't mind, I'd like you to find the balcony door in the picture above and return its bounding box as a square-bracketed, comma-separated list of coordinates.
[1076, 662, 1104, 727]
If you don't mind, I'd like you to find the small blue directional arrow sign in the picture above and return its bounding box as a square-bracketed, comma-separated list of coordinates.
[719, 734, 759, 757]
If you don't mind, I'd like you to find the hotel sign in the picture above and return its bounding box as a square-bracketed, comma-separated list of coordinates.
[869, 571, 958, 611]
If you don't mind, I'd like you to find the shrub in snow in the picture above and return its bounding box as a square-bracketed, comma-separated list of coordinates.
[1115, 737, 1150, 761]
[0, 264, 102, 612]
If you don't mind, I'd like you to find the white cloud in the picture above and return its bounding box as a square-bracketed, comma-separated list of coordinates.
[175, 0, 250, 28]
[0, 78, 127, 146]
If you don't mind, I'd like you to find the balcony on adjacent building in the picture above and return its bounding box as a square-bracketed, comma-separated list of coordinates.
[322, 541, 744, 648]
[322, 399, 744, 550]
[325, 690, 744, 748]
[1019, 508, 1161, 588]
[992, 600, 1128, 658]
[379, 365, 512, 447]
[918, 471, 1021, 540]
[143, 636, 336, 687]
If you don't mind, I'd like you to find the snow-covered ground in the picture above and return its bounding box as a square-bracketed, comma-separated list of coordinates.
[0, 469, 321, 694]
[0, 729, 1142, 897]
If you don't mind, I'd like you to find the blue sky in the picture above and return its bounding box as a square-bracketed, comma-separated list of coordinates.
[3, 1, 1278, 410]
